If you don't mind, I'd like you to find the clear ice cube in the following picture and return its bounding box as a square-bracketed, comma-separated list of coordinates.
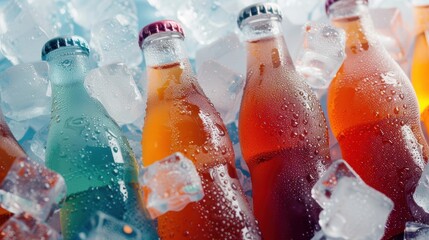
[277, 0, 321, 25]
[78, 211, 142, 240]
[0, 212, 60, 240]
[405, 222, 429, 240]
[312, 160, 394, 240]
[177, 0, 233, 45]
[7, 119, 30, 142]
[0, 62, 50, 121]
[295, 23, 346, 89]
[90, 14, 142, 67]
[0, 1, 57, 64]
[282, 18, 305, 63]
[197, 60, 244, 124]
[68, 0, 137, 29]
[139, 152, 204, 219]
[311, 230, 342, 240]
[29, 124, 49, 163]
[369, 8, 411, 67]
[0, 157, 66, 221]
[311, 160, 360, 208]
[84, 63, 145, 124]
[195, 33, 246, 76]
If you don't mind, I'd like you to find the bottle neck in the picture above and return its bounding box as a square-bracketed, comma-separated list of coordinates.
[142, 33, 189, 67]
[46, 50, 91, 87]
[241, 17, 283, 42]
[329, 1, 379, 49]
[241, 18, 294, 71]
[46, 50, 94, 111]
[413, 4, 429, 34]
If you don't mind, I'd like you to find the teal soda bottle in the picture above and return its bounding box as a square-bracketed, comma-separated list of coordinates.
[42, 36, 158, 239]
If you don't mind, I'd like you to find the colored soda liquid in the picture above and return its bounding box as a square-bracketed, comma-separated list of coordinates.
[60, 183, 147, 238]
[239, 36, 330, 239]
[142, 62, 261, 240]
[329, 15, 429, 238]
[411, 5, 429, 132]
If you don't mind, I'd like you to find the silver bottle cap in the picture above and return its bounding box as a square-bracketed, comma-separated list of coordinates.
[41, 36, 90, 60]
[237, 2, 282, 29]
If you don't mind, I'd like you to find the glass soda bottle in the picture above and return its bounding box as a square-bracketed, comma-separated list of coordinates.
[42, 36, 158, 240]
[326, 0, 429, 238]
[140, 20, 261, 239]
[411, 0, 429, 133]
[237, 3, 331, 239]
[0, 106, 26, 224]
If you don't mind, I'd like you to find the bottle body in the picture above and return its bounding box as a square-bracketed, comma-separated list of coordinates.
[44, 52, 157, 239]
[142, 60, 260, 239]
[239, 32, 330, 238]
[411, 4, 429, 133]
[328, 10, 429, 238]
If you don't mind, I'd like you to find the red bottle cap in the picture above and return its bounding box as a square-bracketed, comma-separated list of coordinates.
[325, 0, 368, 14]
[138, 20, 185, 49]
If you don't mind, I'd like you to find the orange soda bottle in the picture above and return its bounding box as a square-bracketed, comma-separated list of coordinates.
[411, 1, 429, 133]
[0, 106, 26, 224]
[139, 20, 261, 240]
[326, 0, 429, 238]
[237, 3, 331, 239]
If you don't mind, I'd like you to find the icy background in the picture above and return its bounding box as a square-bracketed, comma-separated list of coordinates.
[0, 0, 417, 175]
[0, 0, 424, 238]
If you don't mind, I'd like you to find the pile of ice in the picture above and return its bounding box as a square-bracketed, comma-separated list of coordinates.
[0, 0, 424, 238]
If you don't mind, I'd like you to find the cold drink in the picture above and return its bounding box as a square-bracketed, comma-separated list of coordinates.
[326, 0, 429, 238]
[140, 20, 261, 240]
[238, 3, 331, 239]
[42, 36, 157, 239]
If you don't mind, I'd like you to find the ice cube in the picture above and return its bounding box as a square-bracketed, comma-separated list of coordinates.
[197, 60, 244, 124]
[295, 23, 346, 89]
[90, 14, 142, 67]
[277, 0, 321, 25]
[146, 0, 186, 18]
[68, 0, 137, 29]
[29, 124, 49, 163]
[0, 157, 66, 221]
[311, 160, 360, 208]
[405, 222, 429, 240]
[78, 211, 142, 240]
[369, 0, 414, 36]
[7, 118, 30, 142]
[139, 152, 204, 219]
[0, 62, 50, 121]
[0, 212, 60, 240]
[0, 1, 55, 64]
[312, 160, 394, 240]
[120, 122, 143, 161]
[177, 0, 233, 45]
[27, 0, 74, 36]
[282, 18, 305, 62]
[196, 33, 246, 76]
[369, 8, 411, 67]
[84, 63, 145, 124]
[311, 230, 342, 240]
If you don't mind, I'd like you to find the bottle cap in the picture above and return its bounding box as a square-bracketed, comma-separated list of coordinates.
[41, 36, 90, 60]
[237, 3, 282, 29]
[325, 0, 368, 14]
[138, 20, 185, 49]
